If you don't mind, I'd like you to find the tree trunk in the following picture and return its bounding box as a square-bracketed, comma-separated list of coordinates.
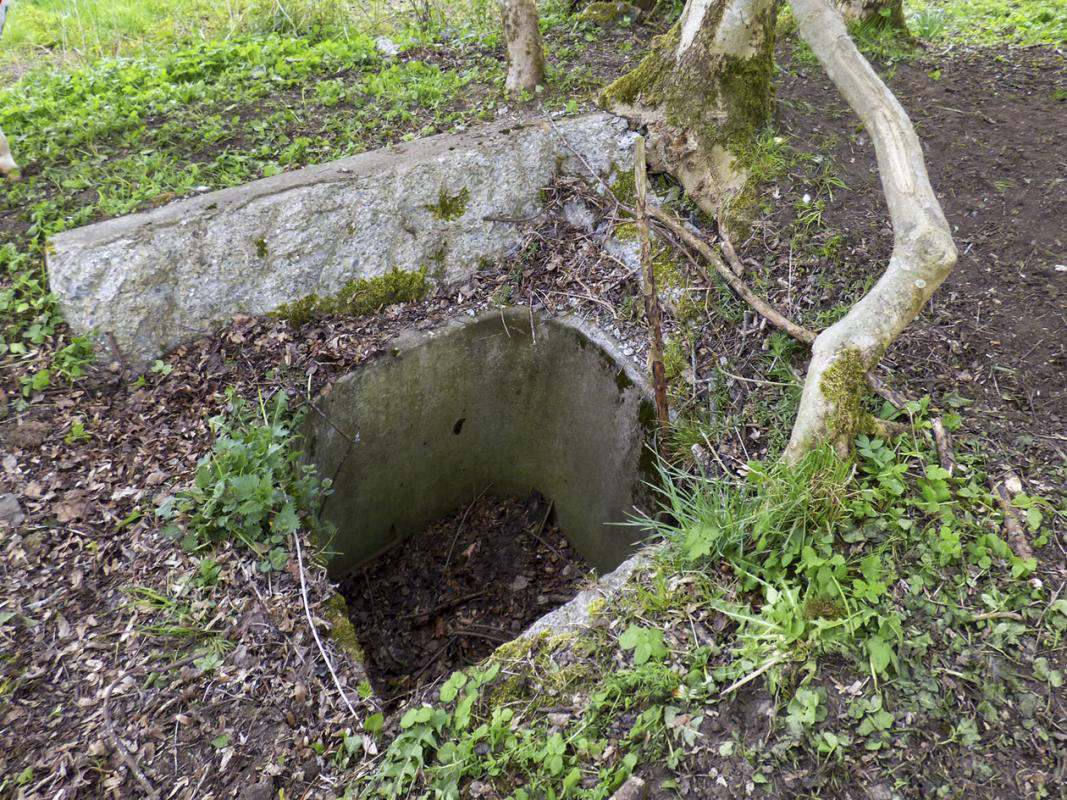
[500, 0, 547, 94]
[0, 128, 18, 181]
[599, 0, 777, 224]
[783, 0, 955, 463]
[834, 0, 908, 32]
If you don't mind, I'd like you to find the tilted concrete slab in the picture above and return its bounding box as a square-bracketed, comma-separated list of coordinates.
[46, 113, 635, 370]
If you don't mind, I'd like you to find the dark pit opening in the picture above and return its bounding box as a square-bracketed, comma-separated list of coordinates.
[337, 491, 590, 703]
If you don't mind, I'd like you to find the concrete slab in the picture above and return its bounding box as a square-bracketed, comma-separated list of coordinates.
[46, 114, 636, 370]
[304, 308, 658, 577]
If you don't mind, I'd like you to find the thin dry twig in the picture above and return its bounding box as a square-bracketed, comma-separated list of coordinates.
[718, 230, 746, 276]
[102, 679, 161, 800]
[648, 206, 817, 346]
[635, 137, 670, 432]
[721, 656, 784, 695]
[293, 530, 361, 720]
[445, 486, 491, 569]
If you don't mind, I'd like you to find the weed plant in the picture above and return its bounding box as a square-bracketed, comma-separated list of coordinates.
[156, 388, 332, 572]
[340, 406, 1063, 797]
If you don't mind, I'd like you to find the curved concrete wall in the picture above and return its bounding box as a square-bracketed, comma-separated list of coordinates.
[304, 309, 657, 576]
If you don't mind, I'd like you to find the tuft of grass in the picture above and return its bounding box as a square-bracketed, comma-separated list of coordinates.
[906, 0, 1067, 45]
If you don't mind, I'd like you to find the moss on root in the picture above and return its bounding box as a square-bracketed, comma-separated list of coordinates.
[818, 347, 883, 452]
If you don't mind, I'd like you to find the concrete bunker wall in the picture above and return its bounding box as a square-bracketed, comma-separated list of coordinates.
[305, 309, 657, 576]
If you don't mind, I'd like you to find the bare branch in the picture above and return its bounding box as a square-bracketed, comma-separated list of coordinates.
[784, 0, 957, 461]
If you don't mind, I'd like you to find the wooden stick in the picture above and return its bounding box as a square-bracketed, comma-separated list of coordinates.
[931, 417, 955, 473]
[102, 679, 161, 800]
[718, 230, 745, 276]
[635, 137, 670, 433]
[990, 478, 1034, 563]
[648, 206, 817, 346]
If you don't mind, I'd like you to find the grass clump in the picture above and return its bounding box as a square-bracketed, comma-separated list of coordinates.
[156, 389, 331, 573]
[906, 0, 1067, 45]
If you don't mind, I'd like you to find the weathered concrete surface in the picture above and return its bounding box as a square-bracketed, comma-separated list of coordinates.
[46, 113, 636, 370]
[520, 548, 657, 639]
[304, 308, 657, 577]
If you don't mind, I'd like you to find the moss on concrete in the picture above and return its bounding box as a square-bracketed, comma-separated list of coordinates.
[271, 267, 431, 325]
[609, 169, 637, 207]
[323, 592, 365, 665]
[425, 187, 470, 221]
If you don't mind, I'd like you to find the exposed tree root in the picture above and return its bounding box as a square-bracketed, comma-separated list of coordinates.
[783, 0, 957, 462]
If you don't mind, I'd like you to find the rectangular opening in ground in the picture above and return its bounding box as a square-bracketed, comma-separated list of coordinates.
[336, 490, 592, 706]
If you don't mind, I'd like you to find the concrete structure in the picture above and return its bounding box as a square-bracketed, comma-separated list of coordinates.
[304, 308, 657, 577]
[46, 113, 636, 370]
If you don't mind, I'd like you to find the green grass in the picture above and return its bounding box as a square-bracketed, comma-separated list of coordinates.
[906, 0, 1067, 45]
[340, 415, 1064, 797]
[0, 28, 497, 401]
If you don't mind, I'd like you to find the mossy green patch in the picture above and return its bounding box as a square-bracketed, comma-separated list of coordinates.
[662, 337, 687, 381]
[576, 1, 642, 26]
[425, 187, 470, 221]
[818, 347, 883, 449]
[609, 168, 637, 207]
[254, 237, 268, 258]
[599, 5, 776, 234]
[271, 267, 431, 325]
[323, 592, 366, 665]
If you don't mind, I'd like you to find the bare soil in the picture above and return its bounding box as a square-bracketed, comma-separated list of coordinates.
[768, 44, 1067, 487]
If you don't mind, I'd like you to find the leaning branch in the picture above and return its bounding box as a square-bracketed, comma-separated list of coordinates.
[783, 0, 957, 462]
[648, 206, 816, 345]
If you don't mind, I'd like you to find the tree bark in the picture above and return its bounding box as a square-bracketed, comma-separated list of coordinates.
[0, 128, 18, 181]
[599, 0, 777, 224]
[500, 0, 547, 94]
[834, 0, 908, 32]
[783, 0, 955, 463]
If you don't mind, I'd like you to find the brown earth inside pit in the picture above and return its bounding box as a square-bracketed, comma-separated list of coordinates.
[336, 492, 592, 704]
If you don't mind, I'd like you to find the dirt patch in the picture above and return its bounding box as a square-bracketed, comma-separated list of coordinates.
[338, 493, 592, 705]
[766, 44, 1067, 487]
